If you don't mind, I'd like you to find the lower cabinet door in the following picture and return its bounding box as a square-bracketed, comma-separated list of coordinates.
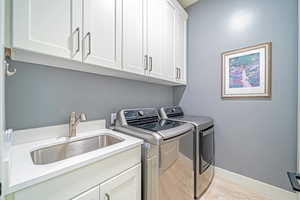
[100, 164, 141, 200]
[72, 186, 100, 200]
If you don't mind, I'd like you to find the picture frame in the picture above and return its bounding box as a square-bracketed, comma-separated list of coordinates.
[221, 42, 272, 98]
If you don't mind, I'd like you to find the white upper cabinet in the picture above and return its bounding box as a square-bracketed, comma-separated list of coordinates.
[83, 0, 122, 69]
[162, 0, 177, 81]
[146, 0, 164, 79]
[175, 10, 188, 83]
[11, 0, 188, 85]
[122, 0, 146, 75]
[71, 0, 83, 62]
[13, 0, 74, 59]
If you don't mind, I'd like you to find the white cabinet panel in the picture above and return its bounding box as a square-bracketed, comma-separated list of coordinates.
[13, 147, 141, 200]
[72, 186, 100, 200]
[123, 0, 146, 75]
[83, 0, 122, 69]
[13, 0, 73, 59]
[71, 0, 83, 62]
[147, 0, 163, 78]
[162, 0, 176, 81]
[100, 165, 141, 200]
[175, 11, 187, 83]
[12, 0, 188, 85]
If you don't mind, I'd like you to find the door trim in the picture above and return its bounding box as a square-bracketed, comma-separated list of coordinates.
[0, 0, 5, 198]
[298, 0, 300, 199]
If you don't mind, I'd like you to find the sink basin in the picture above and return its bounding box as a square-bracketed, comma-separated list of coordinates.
[31, 134, 124, 165]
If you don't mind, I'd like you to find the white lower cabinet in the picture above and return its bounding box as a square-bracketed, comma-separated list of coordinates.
[71, 165, 141, 200]
[100, 165, 141, 200]
[9, 147, 141, 200]
[72, 186, 100, 200]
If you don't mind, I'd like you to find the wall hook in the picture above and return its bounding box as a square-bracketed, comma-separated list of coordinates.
[4, 59, 16, 77]
[4, 48, 16, 77]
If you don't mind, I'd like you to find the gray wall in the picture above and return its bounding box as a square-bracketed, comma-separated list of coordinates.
[6, 61, 173, 130]
[175, 0, 298, 190]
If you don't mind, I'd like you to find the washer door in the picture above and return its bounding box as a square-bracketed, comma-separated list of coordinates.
[159, 129, 195, 200]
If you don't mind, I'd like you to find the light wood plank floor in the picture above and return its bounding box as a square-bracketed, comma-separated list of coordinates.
[159, 151, 269, 200]
[199, 173, 270, 200]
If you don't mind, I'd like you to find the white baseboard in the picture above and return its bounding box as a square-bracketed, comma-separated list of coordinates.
[215, 167, 297, 200]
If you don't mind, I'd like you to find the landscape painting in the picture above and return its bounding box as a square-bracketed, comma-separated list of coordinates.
[221, 42, 272, 98]
[229, 53, 260, 89]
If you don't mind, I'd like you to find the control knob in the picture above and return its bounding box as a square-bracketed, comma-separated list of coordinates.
[138, 111, 144, 116]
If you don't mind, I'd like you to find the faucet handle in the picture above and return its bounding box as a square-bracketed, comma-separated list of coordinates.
[79, 113, 87, 121]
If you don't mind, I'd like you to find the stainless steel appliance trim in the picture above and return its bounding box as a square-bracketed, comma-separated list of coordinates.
[114, 125, 163, 145]
[159, 106, 215, 199]
[196, 164, 214, 198]
[159, 127, 195, 200]
[160, 128, 193, 143]
[115, 107, 195, 200]
[141, 142, 159, 200]
[158, 123, 194, 140]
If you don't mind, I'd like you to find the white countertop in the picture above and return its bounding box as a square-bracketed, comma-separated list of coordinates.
[7, 128, 143, 194]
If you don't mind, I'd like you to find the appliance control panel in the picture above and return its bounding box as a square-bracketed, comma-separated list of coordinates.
[163, 106, 184, 117]
[123, 108, 159, 121]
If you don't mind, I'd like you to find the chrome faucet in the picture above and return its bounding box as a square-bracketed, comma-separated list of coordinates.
[69, 112, 87, 137]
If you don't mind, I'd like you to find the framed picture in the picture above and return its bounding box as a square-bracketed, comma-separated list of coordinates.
[221, 42, 272, 98]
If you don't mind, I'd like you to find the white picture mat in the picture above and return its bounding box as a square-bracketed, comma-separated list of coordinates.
[224, 48, 266, 95]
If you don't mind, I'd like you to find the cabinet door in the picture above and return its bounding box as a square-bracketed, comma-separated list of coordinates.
[123, 0, 147, 75]
[83, 0, 122, 69]
[71, 0, 83, 62]
[147, 0, 163, 79]
[13, 0, 79, 59]
[100, 165, 141, 200]
[162, 0, 176, 81]
[72, 186, 100, 200]
[175, 11, 187, 83]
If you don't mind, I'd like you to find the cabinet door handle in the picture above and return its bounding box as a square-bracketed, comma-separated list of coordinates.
[144, 55, 148, 70]
[84, 32, 91, 59]
[105, 193, 110, 200]
[179, 68, 181, 79]
[176, 68, 179, 79]
[74, 27, 80, 55]
[149, 56, 153, 72]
